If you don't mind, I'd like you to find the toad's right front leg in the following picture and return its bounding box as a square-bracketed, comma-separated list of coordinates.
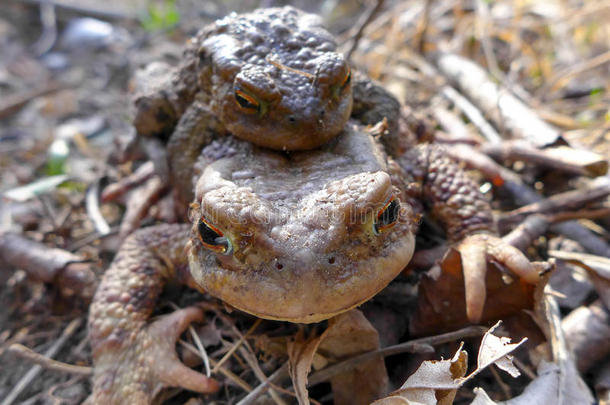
[87, 224, 219, 405]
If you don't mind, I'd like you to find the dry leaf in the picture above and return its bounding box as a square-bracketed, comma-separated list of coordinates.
[410, 247, 540, 336]
[470, 361, 594, 405]
[372, 324, 528, 405]
[317, 310, 388, 405]
[474, 322, 524, 379]
[371, 396, 419, 405]
[371, 344, 467, 405]
[549, 249, 610, 309]
[287, 329, 323, 405]
[287, 310, 388, 405]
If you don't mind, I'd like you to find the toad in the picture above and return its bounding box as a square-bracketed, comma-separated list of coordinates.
[88, 123, 539, 404]
[132, 6, 402, 207]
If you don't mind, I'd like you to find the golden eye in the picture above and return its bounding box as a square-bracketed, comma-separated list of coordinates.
[197, 217, 233, 255]
[342, 68, 351, 88]
[374, 197, 399, 235]
[234, 89, 260, 112]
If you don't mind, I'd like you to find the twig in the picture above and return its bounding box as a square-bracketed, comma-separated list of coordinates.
[474, 0, 502, 81]
[31, 1, 57, 55]
[414, 0, 433, 53]
[435, 52, 562, 147]
[307, 326, 486, 386]
[447, 144, 610, 257]
[0, 83, 61, 120]
[489, 364, 512, 400]
[0, 232, 96, 299]
[546, 205, 610, 224]
[500, 177, 610, 222]
[236, 363, 289, 405]
[212, 318, 261, 374]
[237, 345, 288, 405]
[481, 141, 608, 177]
[441, 86, 502, 143]
[501, 214, 550, 252]
[101, 161, 156, 202]
[204, 305, 286, 405]
[7, 343, 91, 376]
[179, 340, 253, 393]
[11, 0, 137, 20]
[86, 179, 111, 236]
[1, 318, 82, 405]
[345, 0, 386, 60]
[189, 323, 211, 378]
[540, 49, 610, 100]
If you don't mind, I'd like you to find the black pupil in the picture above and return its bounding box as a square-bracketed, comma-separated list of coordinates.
[376, 199, 399, 230]
[235, 91, 258, 110]
[198, 220, 222, 246]
[344, 71, 351, 86]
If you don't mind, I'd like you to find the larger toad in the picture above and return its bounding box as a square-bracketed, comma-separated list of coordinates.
[88, 123, 539, 404]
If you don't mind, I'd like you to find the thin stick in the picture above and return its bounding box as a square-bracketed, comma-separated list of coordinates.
[346, 0, 386, 60]
[236, 362, 290, 405]
[308, 326, 486, 386]
[179, 340, 253, 393]
[1, 318, 82, 405]
[7, 344, 91, 376]
[540, 50, 610, 99]
[212, 318, 262, 374]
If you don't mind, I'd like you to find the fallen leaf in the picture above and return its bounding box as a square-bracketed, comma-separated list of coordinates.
[287, 328, 322, 405]
[317, 310, 388, 405]
[474, 322, 524, 379]
[410, 246, 541, 336]
[470, 360, 594, 405]
[370, 344, 467, 405]
[373, 324, 528, 405]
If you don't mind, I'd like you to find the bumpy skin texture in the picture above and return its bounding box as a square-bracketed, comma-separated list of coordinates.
[132, 6, 404, 203]
[87, 225, 219, 404]
[88, 123, 539, 403]
[396, 145, 496, 242]
[134, 6, 353, 151]
[188, 125, 417, 322]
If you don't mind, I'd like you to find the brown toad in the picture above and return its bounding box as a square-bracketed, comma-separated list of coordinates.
[88, 123, 539, 404]
[132, 6, 402, 207]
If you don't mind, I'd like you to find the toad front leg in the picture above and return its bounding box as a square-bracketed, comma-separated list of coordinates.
[396, 144, 540, 322]
[87, 224, 218, 404]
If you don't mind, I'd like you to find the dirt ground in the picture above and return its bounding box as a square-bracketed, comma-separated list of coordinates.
[1, 0, 609, 404]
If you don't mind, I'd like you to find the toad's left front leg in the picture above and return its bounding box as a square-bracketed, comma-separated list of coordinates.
[396, 144, 540, 322]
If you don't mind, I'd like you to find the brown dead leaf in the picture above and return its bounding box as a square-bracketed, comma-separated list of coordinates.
[369, 396, 414, 405]
[410, 246, 543, 336]
[287, 310, 388, 405]
[287, 328, 323, 405]
[474, 322, 524, 378]
[371, 344, 467, 405]
[470, 361, 594, 405]
[372, 324, 527, 405]
[549, 249, 610, 309]
[317, 310, 388, 405]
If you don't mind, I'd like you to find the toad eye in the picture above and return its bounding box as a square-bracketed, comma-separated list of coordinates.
[374, 197, 399, 235]
[197, 217, 233, 255]
[234, 88, 260, 112]
[342, 68, 351, 88]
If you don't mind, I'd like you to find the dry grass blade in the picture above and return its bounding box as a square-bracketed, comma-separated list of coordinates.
[212, 318, 261, 374]
[7, 343, 91, 376]
[1, 318, 82, 405]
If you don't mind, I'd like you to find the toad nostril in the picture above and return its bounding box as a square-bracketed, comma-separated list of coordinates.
[288, 116, 296, 123]
[328, 257, 335, 264]
[319, 110, 325, 117]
